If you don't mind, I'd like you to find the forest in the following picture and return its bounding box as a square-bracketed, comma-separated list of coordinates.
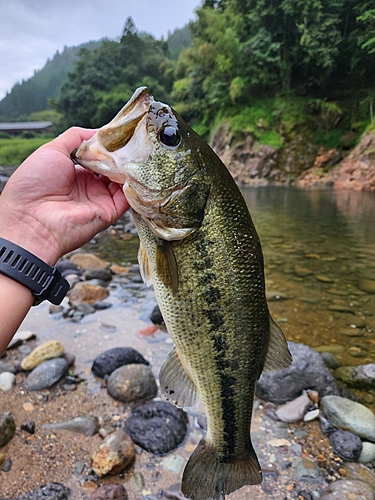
[1, 0, 375, 163]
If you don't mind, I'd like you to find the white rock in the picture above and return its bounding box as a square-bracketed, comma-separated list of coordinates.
[358, 442, 375, 464]
[304, 409, 320, 422]
[0, 372, 16, 391]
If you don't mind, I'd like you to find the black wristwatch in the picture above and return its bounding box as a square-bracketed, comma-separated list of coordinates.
[0, 238, 69, 306]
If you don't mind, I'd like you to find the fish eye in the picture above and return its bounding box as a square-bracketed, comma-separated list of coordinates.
[159, 126, 181, 149]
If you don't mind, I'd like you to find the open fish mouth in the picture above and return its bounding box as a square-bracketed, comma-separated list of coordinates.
[98, 86, 153, 152]
[71, 87, 154, 183]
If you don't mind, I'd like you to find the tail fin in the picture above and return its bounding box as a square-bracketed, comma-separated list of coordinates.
[181, 438, 261, 500]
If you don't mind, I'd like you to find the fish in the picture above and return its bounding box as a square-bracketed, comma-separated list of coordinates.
[73, 87, 292, 500]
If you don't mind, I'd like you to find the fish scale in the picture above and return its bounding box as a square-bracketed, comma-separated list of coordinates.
[74, 86, 292, 500]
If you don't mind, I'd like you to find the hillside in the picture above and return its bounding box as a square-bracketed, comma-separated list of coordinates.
[0, 41, 102, 121]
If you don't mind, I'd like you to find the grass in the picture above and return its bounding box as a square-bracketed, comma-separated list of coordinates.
[0, 136, 53, 166]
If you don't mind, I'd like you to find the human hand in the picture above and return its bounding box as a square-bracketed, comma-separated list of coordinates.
[0, 127, 129, 265]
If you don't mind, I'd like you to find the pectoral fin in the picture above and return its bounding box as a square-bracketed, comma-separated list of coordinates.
[262, 316, 292, 372]
[159, 347, 199, 409]
[155, 240, 179, 296]
[138, 242, 153, 287]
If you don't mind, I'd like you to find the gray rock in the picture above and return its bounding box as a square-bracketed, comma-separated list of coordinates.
[320, 395, 375, 441]
[42, 415, 100, 436]
[7, 482, 70, 500]
[90, 484, 128, 500]
[320, 479, 374, 500]
[256, 342, 339, 404]
[24, 358, 69, 391]
[0, 412, 16, 448]
[0, 372, 16, 391]
[92, 347, 149, 379]
[293, 457, 322, 480]
[0, 362, 17, 374]
[124, 400, 188, 455]
[321, 352, 341, 369]
[85, 268, 113, 282]
[334, 364, 375, 389]
[107, 364, 157, 403]
[275, 393, 312, 422]
[359, 442, 375, 464]
[329, 429, 363, 461]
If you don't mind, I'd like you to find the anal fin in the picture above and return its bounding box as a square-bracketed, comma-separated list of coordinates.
[159, 347, 199, 409]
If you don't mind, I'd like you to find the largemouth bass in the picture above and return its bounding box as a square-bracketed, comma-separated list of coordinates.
[73, 87, 292, 500]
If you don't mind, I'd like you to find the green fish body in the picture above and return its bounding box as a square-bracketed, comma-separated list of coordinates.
[74, 87, 292, 500]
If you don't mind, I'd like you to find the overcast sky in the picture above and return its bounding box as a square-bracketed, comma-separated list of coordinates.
[0, 0, 201, 100]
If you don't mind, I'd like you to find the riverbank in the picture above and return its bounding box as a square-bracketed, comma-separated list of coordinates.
[211, 126, 375, 191]
[1, 223, 375, 499]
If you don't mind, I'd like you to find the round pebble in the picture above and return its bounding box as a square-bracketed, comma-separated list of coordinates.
[24, 358, 69, 391]
[0, 372, 16, 392]
[107, 364, 157, 403]
[90, 484, 128, 500]
[124, 400, 188, 455]
[329, 429, 362, 461]
[92, 347, 149, 378]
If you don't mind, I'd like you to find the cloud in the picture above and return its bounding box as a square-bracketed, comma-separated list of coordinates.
[0, 0, 200, 99]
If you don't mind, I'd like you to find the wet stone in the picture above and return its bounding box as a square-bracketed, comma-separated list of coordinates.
[162, 454, 185, 475]
[358, 279, 375, 294]
[329, 429, 363, 461]
[327, 304, 355, 313]
[344, 462, 375, 491]
[24, 358, 69, 391]
[75, 302, 96, 314]
[10, 482, 71, 500]
[92, 347, 149, 378]
[320, 479, 374, 500]
[124, 400, 189, 455]
[107, 364, 157, 403]
[348, 345, 368, 358]
[293, 457, 322, 480]
[256, 342, 339, 404]
[91, 429, 135, 476]
[90, 484, 128, 500]
[334, 364, 375, 389]
[56, 259, 80, 274]
[321, 352, 341, 369]
[69, 282, 109, 305]
[0, 413, 16, 448]
[340, 327, 364, 337]
[320, 395, 375, 441]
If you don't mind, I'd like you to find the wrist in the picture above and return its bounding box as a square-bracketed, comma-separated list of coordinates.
[0, 206, 61, 266]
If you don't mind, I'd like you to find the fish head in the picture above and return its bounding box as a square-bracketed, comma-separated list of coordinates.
[74, 87, 211, 240]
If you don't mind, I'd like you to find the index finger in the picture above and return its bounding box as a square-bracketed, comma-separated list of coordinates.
[46, 127, 97, 157]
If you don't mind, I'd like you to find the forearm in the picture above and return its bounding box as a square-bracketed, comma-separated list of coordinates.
[0, 274, 34, 354]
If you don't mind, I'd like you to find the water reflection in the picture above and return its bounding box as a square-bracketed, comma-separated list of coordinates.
[242, 186, 375, 367]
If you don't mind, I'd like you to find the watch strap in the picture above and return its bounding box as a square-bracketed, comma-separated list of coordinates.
[0, 238, 69, 306]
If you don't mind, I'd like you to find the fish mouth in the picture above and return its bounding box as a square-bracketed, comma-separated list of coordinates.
[72, 87, 154, 183]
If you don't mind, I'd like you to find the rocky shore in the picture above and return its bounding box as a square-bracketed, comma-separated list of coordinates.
[211, 125, 375, 191]
[1, 241, 375, 500]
